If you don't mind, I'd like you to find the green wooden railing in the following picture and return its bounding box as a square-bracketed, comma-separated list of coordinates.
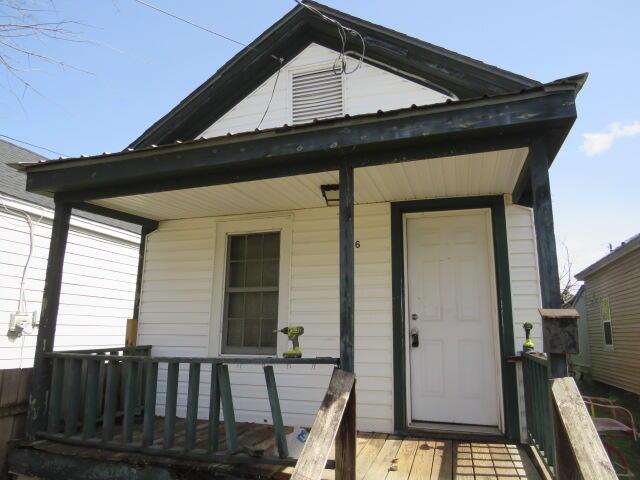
[39, 346, 339, 467]
[522, 352, 555, 471]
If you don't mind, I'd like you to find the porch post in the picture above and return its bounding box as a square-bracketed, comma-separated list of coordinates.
[339, 163, 355, 373]
[528, 138, 565, 379]
[335, 161, 356, 480]
[27, 201, 71, 437]
[132, 223, 155, 321]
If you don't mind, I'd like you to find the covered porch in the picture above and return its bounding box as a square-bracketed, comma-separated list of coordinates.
[9, 76, 614, 479]
[10, 416, 541, 479]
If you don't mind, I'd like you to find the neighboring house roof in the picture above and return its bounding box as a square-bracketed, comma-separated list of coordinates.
[576, 233, 640, 280]
[129, 0, 542, 149]
[0, 139, 140, 234]
[564, 284, 585, 308]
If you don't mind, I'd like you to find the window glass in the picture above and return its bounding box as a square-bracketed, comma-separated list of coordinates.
[601, 297, 613, 347]
[222, 233, 280, 354]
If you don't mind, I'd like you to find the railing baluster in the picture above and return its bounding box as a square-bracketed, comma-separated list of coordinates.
[264, 365, 288, 458]
[523, 353, 555, 471]
[47, 357, 64, 434]
[217, 364, 238, 453]
[208, 363, 220, 453]
[97, 353, 106, 415]
[64, 358, 82, 438]
[142, 361, 158, 447]
[122, 359, 139, 444]
[82, 358, 100, 439]
[185, 362, 201, 451]
[163, 361, 179, 449]
[102, 358, 120, 442]
[137, 358, 145, 413]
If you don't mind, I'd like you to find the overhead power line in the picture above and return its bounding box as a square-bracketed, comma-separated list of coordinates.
[131, 0, 282, 63]
[0, 134, 68, 157]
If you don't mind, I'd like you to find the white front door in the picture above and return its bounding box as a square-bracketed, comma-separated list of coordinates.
[406, 210, 501, 427]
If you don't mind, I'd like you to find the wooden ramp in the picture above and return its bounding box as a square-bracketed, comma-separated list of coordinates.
[333, 434, 540, 480]
[9, 421, 541, 480]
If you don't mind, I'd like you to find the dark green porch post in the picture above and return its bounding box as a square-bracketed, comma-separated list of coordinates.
[335, 161, 356, 479]
[529, 137, 576, 479]
[529, 138, 566, 378]
[27, 201, 72, 437]
[339, 162, 355, 373]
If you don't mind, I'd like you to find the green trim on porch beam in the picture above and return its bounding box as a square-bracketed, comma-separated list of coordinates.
[390, 195, 520, 441]
[26, 89, 576, 201]
[71, 202, 159, 229]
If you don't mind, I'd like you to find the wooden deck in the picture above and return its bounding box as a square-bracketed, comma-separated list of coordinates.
[9, 418, 541, 480]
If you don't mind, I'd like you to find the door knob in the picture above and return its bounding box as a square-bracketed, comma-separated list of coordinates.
[411, 313, 418, 320]
[410, 328, 419, 348]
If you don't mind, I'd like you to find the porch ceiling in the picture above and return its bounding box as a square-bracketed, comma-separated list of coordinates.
[90, 147, 527, 220]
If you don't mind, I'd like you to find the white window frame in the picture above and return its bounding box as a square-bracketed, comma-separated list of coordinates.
[209, 215, 292, 357]
[601, 296, 614, 350]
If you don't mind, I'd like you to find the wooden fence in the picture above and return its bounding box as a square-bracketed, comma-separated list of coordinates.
[0, 368, 32, 477]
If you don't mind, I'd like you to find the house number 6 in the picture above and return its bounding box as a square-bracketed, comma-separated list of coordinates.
[355, 241, 361, 248]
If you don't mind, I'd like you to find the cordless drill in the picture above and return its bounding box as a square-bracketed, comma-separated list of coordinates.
[275, 326, 304, 358]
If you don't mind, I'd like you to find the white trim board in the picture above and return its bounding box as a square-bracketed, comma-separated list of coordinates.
[208, 215, 293, 358]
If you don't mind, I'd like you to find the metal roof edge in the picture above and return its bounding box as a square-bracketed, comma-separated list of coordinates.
[25, 82, 578, 172]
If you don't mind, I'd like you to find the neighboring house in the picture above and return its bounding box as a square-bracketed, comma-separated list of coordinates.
[8, 3, 591, 477]
[566, 285, 591, 374]
[575, 234, 640, 395]
[0, 140, 141, 369]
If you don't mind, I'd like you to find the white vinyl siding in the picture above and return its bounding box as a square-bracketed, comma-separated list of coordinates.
[504, 201, 543, 443]
[198, 43, 452, 138]
[505, 203, 543, 352]
[138, 204, 393, 432]
[138, 201, 539, 433]
[0, 197, 140, 369]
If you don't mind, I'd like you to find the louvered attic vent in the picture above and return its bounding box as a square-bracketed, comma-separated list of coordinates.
[291, 68, 343, 125]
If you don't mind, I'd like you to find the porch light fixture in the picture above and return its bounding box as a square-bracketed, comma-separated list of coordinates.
[321, 184, 340, 206]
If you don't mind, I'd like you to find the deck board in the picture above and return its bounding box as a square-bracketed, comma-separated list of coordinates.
[13, 418, 541, 480]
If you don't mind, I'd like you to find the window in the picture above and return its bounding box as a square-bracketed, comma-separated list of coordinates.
[291, 68, 343, 125]
[221, 232, 280, 354]
[601, 297, 613, 347]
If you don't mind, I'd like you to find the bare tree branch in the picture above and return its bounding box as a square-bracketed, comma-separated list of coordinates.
[558, 240, 580, 304]
[0, 0, 90, 98]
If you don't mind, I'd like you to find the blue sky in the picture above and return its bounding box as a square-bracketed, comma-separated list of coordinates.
[2, 1, 639, 277]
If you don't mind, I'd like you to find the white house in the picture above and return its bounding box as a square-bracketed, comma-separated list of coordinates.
[13, 5, 590, 476]
[129, 44, 550, 437]
[0, 140, 141, 369]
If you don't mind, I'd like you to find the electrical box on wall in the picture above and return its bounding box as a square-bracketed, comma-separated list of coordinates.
[8, 311, 38, 335]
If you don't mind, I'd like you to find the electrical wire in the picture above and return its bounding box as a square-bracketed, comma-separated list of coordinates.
[0, 134, 67, 157]
[0, 199, 44, 313]
[293, 0, 366, 75]
[130, 0, 286, 132]
[257, 60, 283, 130]
[0, 199, 44, 369]
[131, 0, 283, 63]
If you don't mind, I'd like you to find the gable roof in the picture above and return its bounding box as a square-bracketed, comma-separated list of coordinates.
[129, 1, 540, 149]
[576, 233, 640, 280]
[0, 139, 140, 233]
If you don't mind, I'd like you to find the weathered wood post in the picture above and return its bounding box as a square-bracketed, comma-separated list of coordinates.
[539, 308, 580, 480]
[529, 138, 567, 378]
[335, 161, 356, 480]
[529, 138, 585, 478]
[27, 201, 72, 437]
